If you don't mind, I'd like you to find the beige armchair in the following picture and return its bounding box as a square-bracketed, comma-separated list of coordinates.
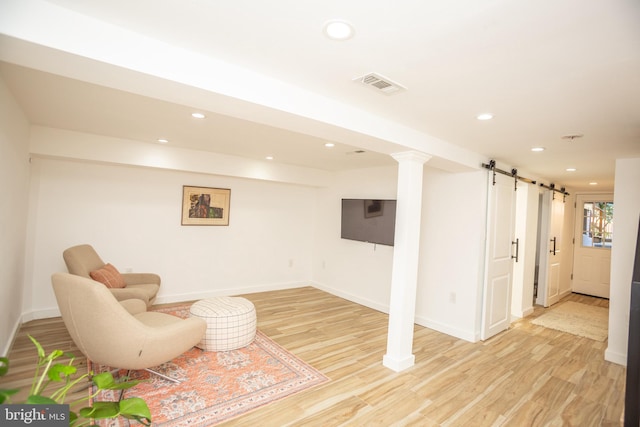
[51, 273, 206, 381]
[63, 244, 160, 307]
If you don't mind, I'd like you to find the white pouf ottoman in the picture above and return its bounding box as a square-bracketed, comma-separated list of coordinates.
[189, 296, 257, 351]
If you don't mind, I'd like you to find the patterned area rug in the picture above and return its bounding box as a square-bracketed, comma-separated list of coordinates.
[89, 304, 329, 426]
[531, 301, 608, 341]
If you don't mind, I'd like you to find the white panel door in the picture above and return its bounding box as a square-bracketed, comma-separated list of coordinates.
[573, 194, 613, 298]
[537, 190, 565, 307]
[481, 172, 516, 341]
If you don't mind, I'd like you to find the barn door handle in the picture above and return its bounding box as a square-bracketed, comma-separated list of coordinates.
[550, 237, 557, 255]
[511, 238, 519, 262]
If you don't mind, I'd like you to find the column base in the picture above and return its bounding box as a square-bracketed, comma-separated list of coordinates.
[382, 353, 415, 372]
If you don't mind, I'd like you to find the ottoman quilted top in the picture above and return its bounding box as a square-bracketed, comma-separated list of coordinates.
[190, 296, 255, 317]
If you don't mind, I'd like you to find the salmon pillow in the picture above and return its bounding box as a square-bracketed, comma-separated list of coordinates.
[90, 263, 126, 288]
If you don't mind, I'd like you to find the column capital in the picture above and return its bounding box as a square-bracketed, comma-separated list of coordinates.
[391, 150, 432, 164]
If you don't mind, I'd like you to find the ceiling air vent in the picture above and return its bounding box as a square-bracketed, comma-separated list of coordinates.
[354, 72, 406, 95]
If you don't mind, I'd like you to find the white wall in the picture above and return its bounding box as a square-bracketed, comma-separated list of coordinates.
[416, 168, 488, 341]
[313, 164, 490, 342]
[606, 157, 640, 365]
[0, 77, 30, 356]
[25, 157, 317, 319]
[312, 165, 399, 311]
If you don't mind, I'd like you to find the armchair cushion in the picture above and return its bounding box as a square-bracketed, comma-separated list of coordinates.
[63, 244, 161, 307]
[119, 299, 147, 315]
[90, 263, 126, 288]
[109, 284, 160, 307]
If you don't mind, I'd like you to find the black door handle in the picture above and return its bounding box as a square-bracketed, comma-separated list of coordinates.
[511, 238, 519, 262]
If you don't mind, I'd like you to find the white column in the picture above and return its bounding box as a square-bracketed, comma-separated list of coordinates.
[383, 150, 431, 372]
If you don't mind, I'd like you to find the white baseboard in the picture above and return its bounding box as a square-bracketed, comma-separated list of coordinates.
[310, 281, 389, 314]
[21, 307, 61, 323]
[414, 314, 477, 343]
[311, 281, 478, 343]
[604, 347, 627, 366]
[154, 280, 306, 304]
[383, 353, 415, 372]
[1, 317, 22, 358]
[511, 306, 535, 320]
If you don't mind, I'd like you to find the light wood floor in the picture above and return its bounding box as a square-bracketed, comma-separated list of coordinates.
[2, 287, 625, 426]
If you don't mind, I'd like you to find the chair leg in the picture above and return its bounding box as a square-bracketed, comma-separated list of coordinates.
[116, 367, 181, 400]
[144, 368, 180, 384]
[119, 370, 131, 401]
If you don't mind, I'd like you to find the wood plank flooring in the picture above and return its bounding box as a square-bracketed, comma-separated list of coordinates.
[1, 288, 625, 426]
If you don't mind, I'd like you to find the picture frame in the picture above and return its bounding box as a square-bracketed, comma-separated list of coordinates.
[181, 186, 231, 226]
[364, 199, 384, 218]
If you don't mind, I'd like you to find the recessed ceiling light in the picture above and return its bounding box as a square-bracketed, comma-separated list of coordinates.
[566, 168, 577, 172]
[323, 20, 354, 40]
[265, 156, 274, 160]
[157, 138, 169, 144]
[191, 112, 206, 119]
[476, 113, 493, 121]
[324, 143, 335, 148]
[589, 182, 599, 186]
[531, 147, 545, 152]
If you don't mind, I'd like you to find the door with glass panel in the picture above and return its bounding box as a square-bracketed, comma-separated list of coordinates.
[573, 194, 613, 298]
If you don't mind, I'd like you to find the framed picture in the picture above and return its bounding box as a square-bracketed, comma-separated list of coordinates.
[364, 199, 384, 218]
[181, 186, 231, 226]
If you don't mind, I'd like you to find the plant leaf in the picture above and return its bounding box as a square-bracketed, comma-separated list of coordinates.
[79, 401, 120, 419]
[44, 349, 65, 363]
[92, 372, 144, 390]
[48, 363, 77, 381]
[119, 397, 152, 425]
[107, 380, 144, 391]
[26, 394, 58, 404]
[91, 372, 117, 389]
[0, 357, 9, 376]
[68, 411, 78, 426]
[28, 335, 45, 360]
[0, 388, 20, 404]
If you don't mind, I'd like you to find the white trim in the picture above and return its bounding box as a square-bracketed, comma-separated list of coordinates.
[311, 281, 389, 314]
[1, 317, 22, 358]
[155, 281, 307, 304]
[414, 315, 478, 343]
[604, 347, 627, 366]
[383, 353, 415, 372]
[18, 282, 309, 322]
[21, 307, 61, 323]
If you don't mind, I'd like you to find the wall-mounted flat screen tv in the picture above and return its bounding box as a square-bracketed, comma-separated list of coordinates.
[341, 199, 397, 246]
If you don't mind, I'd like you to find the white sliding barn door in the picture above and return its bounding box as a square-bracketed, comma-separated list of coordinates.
[481, 172, 516, 340]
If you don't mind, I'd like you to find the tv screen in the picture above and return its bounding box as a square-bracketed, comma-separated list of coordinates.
[341, 199, 397, 246]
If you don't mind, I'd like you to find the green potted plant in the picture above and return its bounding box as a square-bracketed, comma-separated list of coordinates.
[0, 335, 151, 426]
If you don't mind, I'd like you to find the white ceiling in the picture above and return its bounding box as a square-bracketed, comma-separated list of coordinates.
[1, 0, 639, 191]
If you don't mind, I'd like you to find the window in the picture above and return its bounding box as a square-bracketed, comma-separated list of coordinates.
[581, 201, 613, 249]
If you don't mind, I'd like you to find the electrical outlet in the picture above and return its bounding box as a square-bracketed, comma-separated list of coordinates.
[449, 292, 456, 304]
